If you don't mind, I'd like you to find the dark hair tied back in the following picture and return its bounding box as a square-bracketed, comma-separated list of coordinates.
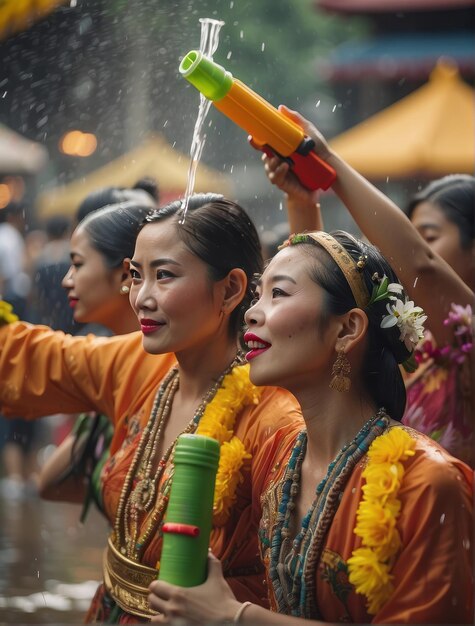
[291, 230, 415, 421]
[144, 193, 263, 343]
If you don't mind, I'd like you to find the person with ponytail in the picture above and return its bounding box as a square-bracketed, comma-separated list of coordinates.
[149, 229, 472, 624]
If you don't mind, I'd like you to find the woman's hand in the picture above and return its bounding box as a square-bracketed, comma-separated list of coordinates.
[279, 104, 332, 161]
[262, 105, 328, 234]
[149, 553, 241, 623]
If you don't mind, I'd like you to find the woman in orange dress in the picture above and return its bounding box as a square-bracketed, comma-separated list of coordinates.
[0, 194, 301, 623]
[148, 230, 472, 624]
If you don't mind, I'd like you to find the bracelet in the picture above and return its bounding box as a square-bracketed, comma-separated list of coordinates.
[233, 601, 252, 623]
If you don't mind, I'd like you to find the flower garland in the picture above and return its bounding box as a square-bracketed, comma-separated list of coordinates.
[196, 363, 262, 525]
[0, 300, 18, 326]
[347, 427, 416, 615]
[416, 303, 473, 367]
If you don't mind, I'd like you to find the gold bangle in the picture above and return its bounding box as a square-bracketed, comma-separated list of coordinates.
[233, 601, 252, 623]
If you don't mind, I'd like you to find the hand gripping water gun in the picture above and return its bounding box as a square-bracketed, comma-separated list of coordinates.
[158, 433, 220, 586]
[179, 50, 336, 191]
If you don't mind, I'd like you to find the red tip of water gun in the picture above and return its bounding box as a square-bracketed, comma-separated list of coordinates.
[248, 136, 336, 191]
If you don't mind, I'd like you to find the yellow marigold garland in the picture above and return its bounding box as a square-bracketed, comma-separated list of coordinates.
[196, 363, 261, 525]
[0, 300, 18, 326]
[347, 427, 416, 615]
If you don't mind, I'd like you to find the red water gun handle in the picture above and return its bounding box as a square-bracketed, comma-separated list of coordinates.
[249, 136, 336, 191]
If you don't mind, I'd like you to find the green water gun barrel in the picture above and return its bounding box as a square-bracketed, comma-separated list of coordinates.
[158, 433, 220, 587]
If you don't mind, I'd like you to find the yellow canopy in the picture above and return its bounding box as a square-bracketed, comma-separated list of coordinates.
[0, 0, 67, 41]
[329, 61, 475, 178]
[36, 134, 233, 218]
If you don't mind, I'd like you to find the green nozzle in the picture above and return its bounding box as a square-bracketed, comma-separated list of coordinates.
[179, 50, 233, 101]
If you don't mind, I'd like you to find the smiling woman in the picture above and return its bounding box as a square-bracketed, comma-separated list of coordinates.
[62, 201, 152, 332]
[148, 229, 473, 625]
[0, 192, 301, 623]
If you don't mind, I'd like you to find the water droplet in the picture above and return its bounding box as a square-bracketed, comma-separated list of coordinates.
[261, 42, 265, 52]
[462, 538, 470, 550]
[227, 51, 232, 60]
[240, 30, 244, 39]
[315, 99, 321, 108]
[440, 513, 445, 524]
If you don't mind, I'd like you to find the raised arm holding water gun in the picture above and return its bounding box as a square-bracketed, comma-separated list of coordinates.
[262, 106, 473, 346]
[263, 107, 474, 466]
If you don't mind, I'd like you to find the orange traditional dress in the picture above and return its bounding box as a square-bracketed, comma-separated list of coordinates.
[0, 322, 302, 623]
[255, 414, 474, 624]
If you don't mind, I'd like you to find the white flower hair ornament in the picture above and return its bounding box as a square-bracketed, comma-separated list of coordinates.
[368, 276, 427, 372]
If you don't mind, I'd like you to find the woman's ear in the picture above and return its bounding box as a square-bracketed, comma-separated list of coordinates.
[335, 308, 369, 354]
[221, 268, 248, 314]
[118, 258, 132, 290]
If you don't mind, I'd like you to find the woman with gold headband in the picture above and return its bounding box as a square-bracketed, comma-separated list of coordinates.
[261, 107, 474, 468]
[0, 194, 301, 623]
[149, 230, 473, 624]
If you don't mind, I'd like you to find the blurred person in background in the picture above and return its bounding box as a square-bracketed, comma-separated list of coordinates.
[30, 214, 75, 333]
[38, 200, 154, 522]
[0, 200, 36, 499]
[36, 179, 158, 517]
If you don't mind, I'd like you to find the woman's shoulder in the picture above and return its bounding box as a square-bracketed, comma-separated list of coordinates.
[394, 426, 473, 496]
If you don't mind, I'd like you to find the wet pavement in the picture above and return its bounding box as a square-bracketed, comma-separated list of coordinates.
[0, 489, 109, 624]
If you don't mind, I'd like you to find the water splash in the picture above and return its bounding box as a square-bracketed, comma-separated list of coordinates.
[180, 18, 224, 223]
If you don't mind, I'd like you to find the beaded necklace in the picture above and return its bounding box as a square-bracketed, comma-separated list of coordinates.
[268, 409, 390, 619]
[114, 357, 242, 560]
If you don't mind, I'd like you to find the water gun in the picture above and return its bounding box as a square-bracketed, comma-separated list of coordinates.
[179, 50, 336, 191]
[158, 433, 220, 587]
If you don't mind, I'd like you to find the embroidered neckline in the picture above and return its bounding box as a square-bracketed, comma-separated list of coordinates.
[113, 359, 261, 560]
[264, 410, 390, 619]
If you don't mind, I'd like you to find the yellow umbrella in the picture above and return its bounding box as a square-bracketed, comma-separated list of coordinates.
[329, 60, 475, 178]
[36, 134, 233, 218]
[0, 0, 68, 41]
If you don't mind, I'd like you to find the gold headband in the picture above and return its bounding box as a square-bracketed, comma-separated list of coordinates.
[292, 231, 370, 309]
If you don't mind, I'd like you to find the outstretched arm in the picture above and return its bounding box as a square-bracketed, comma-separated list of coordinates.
[267, 106, 473, 346]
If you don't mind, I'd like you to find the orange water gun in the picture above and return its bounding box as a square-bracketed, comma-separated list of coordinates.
[179, 50, 336, 191]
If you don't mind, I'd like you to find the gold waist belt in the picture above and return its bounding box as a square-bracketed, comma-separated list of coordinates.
[103, 537, 158, 618]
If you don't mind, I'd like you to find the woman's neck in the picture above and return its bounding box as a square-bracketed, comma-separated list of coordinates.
[108, 305, 140, 335]
[174, 338, 240, 405]
[292, 381, 377, 468]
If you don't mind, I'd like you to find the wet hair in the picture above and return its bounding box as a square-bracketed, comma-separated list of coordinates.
[79, 201, 153, 269]
[144, 193, 263, 341]
[289, 230, 412, 421]
[133, 177, 160, 202]
[406, 174, 475, 249]
[76, 183, 157, 224]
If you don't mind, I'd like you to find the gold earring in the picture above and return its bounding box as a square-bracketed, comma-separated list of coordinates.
[329, 349, 351, 392]
[120, 285, 130, 295]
